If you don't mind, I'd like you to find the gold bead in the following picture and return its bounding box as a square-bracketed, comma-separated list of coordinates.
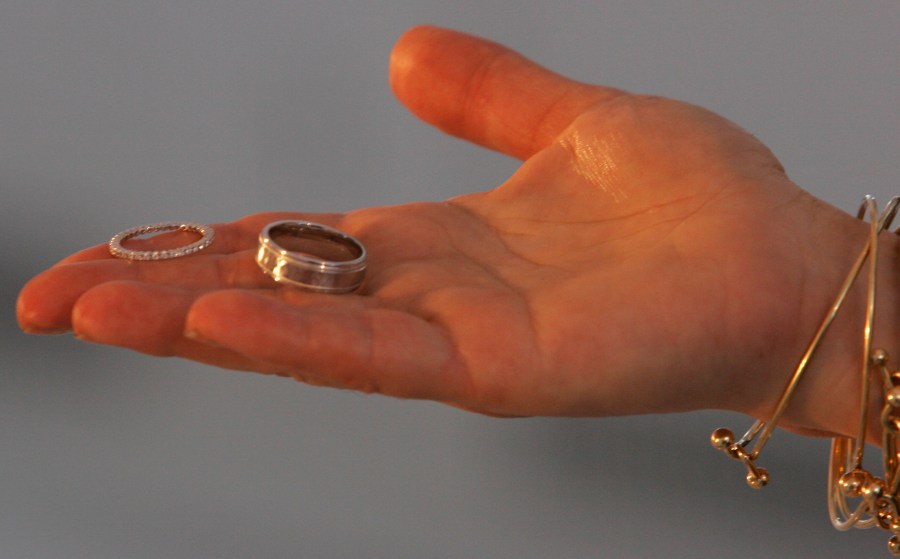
[886, 418, 900, 434]
[878, 509, 895, 531]
[747, 468, 769, 489]
[882, 510, 900, 533]
[873, 348, 890, 367]
[864, 478, 887, 502]
[888, 536, 900, 555]
[839, 470, 868, 498]
[710, 428, 735, 450]
[887, 387, 900, 408]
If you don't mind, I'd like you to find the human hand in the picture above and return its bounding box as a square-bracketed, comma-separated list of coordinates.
[17, 26, 895, 437]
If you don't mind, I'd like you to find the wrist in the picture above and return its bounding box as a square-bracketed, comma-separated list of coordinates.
[771, 197, 900, 444]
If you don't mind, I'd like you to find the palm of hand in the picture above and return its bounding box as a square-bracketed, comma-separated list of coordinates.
[18, 27, 826, 421]
[349, 96, 807, 417]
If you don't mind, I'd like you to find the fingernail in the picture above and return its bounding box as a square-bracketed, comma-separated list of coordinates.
[21, 326, 71, 335]
[184, 328, 201, 340]
[184, 328, 221, 348]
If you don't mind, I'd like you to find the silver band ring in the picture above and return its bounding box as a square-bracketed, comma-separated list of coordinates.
[109, 222, 215, 261]
[256, 220, 367, 293]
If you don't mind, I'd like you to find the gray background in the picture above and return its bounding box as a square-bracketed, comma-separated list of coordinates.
[2, 1, 898, 558]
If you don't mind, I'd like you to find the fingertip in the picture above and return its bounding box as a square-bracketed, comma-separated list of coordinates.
[69, 281, 134, 345]
[184, 289, 259, 344]
[388, 25, 509, 142]
[183, 290, 223, 339]
[389, 25, 472, 92]
[17, 271, 73, 334]
[390, 25, 503, 98]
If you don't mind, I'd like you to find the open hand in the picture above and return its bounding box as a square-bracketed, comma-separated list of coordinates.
[18, 27, 879, 435]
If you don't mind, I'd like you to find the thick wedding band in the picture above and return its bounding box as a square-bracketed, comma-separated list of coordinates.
[109, 222, 215, 261]
[256, 220, 367, 293]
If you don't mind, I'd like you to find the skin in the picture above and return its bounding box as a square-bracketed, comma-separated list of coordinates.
[16, 26, 899, 443]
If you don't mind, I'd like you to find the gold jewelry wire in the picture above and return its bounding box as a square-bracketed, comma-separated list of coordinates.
[711, 196, 899, 489]
[712, 195, 900, 555]
[827, 197, 900, 555]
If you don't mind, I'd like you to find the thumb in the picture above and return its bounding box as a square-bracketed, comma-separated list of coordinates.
[389, 25, 624, 160]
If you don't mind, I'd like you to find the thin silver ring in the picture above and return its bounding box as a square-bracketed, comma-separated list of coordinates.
[109, 222, 215, 261]
[256, 220, 367, 293]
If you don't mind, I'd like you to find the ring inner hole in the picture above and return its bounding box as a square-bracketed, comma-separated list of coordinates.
[271, 226, 360, 261]
[123, 228, 200, 250]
